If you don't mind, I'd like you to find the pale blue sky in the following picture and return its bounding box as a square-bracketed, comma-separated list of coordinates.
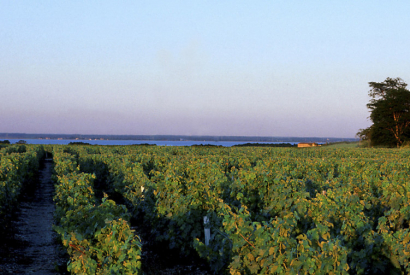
[1, 1, 409, 138]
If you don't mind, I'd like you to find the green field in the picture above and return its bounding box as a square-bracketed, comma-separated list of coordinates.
[2, 144, 410, 274]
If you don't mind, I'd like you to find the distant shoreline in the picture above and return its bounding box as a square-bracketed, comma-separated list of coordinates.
[0, 133, 358, 143]
[1, 139, 302, 147]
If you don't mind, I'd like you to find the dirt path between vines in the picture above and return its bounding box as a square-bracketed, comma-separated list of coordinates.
[0, 159, 67, 274]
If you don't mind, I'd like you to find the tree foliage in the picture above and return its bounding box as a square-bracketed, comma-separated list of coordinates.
[358, 77, 410, 147]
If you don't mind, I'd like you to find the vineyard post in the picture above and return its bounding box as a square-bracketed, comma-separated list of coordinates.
[204, 216, 210, 246]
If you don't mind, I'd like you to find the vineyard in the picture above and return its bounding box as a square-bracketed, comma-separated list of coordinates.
[1, 144, 410, 274]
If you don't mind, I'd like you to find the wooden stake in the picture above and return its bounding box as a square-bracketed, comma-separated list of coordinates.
[204, 216, 210, 246]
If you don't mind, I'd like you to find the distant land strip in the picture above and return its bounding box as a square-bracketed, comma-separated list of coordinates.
[0, 133, 358, 143]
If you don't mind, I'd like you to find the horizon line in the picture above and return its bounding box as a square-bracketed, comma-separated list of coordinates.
[0, 132, 358, 140]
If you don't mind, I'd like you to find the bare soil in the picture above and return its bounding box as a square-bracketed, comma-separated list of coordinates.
[0, 159, 68, 274]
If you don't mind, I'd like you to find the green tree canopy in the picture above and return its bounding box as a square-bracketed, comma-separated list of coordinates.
[358, 77, 410, 147]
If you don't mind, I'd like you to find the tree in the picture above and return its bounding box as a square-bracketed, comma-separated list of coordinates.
[359, 77, 410, 147]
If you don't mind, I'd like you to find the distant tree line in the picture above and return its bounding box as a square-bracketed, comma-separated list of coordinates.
[190, 144, 222, 147]
[357, 77, 410, 147]
[233, 143, 296, 147]
[132, 143, 157, 146]
[68, 141, 91, 145]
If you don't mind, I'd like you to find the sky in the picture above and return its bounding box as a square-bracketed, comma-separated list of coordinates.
[1, 1, 409, 138]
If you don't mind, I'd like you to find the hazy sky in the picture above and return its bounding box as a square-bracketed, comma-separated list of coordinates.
[1, 1, 409, 138]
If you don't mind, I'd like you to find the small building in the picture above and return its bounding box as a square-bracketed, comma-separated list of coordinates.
[297, 142, 319, 148]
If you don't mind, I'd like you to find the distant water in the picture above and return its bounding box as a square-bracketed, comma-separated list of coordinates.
[5, 139, 297, 147]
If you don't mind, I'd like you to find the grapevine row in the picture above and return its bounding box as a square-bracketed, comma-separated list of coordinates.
[0, 145, 44, 218]
[51, 147, 142, 274]
[63, 145, 410, 274]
